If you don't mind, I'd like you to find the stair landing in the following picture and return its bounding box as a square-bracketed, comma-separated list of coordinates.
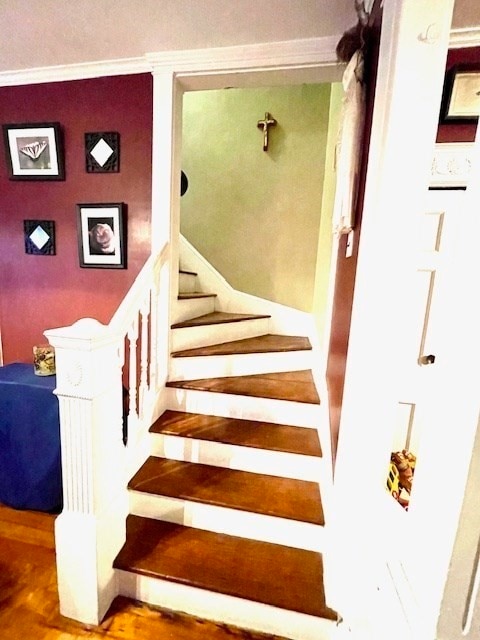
[114, 515, 337, 621]
[167, 370, 320, 404]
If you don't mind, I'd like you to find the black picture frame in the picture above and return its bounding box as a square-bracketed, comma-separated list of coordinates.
[2, 122, 65, 180]
[24, 220, 56, 255]
[76, 203, 126, 269]
[85, 131, 120, 173]
[441, 63, 480, 123]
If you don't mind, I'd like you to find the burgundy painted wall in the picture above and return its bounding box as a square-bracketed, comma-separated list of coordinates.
[0, 74, 153, 364]
[437, 46, 480, 143]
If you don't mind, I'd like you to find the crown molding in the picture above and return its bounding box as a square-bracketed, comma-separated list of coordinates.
[431, 142, 474, 187]
[0, 36, 341, 88]
[146, 36, 340, 73]
[0, 56, 150, 87]
[449, 27, 480, 48]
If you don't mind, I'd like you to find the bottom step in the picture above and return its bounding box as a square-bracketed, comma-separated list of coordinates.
[115, 516, 336, 617]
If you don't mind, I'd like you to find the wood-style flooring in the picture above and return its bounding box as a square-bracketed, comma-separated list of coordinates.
[0, 503, 288, 640]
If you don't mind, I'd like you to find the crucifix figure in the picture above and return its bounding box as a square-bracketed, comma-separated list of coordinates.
[257, 112, 277, 151]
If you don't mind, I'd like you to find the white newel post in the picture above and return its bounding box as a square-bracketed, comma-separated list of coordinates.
[45, 318, 128, 625]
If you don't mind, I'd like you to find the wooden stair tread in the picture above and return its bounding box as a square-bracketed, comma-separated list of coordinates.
[172, 333, 312, 357]
[172, 311, 270, 330]
[151, 410, 322, 457]
[129, 457, 324, 525]
[114, 515, 337, 620]
[167, 370, 320, 404]
[178, 292, 217, 300]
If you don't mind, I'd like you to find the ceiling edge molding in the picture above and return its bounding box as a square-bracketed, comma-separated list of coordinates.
[449, 27, 480, 48]
[0, 56, 150, 87]
[431, 142, 474, 187]
[146, 36, 341, 74]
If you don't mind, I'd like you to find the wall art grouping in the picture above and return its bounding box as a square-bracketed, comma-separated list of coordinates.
[2, 122, 121, 180]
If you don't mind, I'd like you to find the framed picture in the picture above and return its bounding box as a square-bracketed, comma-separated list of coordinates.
[24, 220, 56, 256]
[76, 203, 126, 269]
[441, 64, 480, 123]
[2, 122, 65, 180]
[85, 131, 120, 172]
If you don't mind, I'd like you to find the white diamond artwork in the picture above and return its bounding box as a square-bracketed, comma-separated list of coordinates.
[29, 225, 50, 250]
[90, 138, 114, 167]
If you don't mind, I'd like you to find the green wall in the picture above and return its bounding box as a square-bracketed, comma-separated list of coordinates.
[181, 83, 336, 314]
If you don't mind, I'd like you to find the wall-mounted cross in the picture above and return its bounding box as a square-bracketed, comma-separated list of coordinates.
[257, 112, 277, 151]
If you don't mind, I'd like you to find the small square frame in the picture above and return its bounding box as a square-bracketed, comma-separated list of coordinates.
[85, 132, 120, 172]
[24, 220, 56, 256]
[2, 122, 65, 180]
[441, 63, 480, 123]
[76, 203, 126, 269]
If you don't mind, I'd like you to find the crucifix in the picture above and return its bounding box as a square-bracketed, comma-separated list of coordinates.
[257, 112, 277, 151]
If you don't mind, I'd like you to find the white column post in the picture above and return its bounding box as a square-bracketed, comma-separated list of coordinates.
[149, 66, 183, 410]
[45, 318, 128, 625]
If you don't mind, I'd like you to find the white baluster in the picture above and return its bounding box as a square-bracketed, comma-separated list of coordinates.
[139, 292, 150, 420]
[127, 316, 139, 444]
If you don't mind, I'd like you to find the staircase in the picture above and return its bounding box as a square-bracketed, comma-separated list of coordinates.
[113, 268, 337, 640]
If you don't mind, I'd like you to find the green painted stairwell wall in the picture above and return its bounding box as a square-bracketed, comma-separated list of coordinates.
[181, 83, 341, 323]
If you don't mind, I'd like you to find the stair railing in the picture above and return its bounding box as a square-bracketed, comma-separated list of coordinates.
[44, 241, 170, 625]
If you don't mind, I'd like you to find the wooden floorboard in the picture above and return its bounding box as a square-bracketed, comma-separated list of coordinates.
[171, 311, 270, 329]
[0, 503, 288, 640]
[115, 516, 337, 621]
[172, 333, 312, 357]
[129, 457, 324, 525]
[166, 370, 321, 404]
[150, 410, 323, 457]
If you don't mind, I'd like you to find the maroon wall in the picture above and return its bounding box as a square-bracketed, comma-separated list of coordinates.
[437, 46, 480, 143]
[0, 74, 153, 364]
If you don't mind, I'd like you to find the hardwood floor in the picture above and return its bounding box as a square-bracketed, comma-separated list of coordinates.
[0, 503, 287, 640]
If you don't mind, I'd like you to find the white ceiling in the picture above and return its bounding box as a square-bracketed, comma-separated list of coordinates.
[0, 1, 477, 76]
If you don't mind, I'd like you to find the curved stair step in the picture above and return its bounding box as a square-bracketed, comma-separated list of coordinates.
[128, 457, 324, 525]
[150, 410, 322, 457]
[172, 333, 312, 357]
[167, 370, 320, 404]
[171, 311, 270, 330]
[114, 515, 337, 621]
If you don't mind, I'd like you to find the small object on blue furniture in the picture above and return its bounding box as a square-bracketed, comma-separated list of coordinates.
[0, 362, 62, 512]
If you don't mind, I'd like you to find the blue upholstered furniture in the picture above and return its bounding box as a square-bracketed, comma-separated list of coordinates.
[0, 362, 62, 511]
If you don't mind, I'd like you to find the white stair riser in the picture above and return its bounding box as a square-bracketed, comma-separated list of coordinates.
[178, 272, 198, 293]
[117, 570, 337, 640]
[169, 349, 314, 380]
[172, 296, 216, 325]
[129, 491, 324, 552]
[165, 387, 321, 428]
[171, 318, 270, 352]
[150, 434, 322, 482]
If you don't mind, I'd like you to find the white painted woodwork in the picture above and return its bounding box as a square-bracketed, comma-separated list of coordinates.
[165, 387, 322, 429]
[431, 142, 474, 187]
[129, 491, 324, 552]
[171, 294, 217, 325]
[44, 318, 128, 624]
[169, 348, 315, 381]
[178, 270, 198, 293]
[150, 433, 322, 482]
[117, 570, 337, 640]
[329, 1, 457, 637]
[171, 316, 271, 352]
